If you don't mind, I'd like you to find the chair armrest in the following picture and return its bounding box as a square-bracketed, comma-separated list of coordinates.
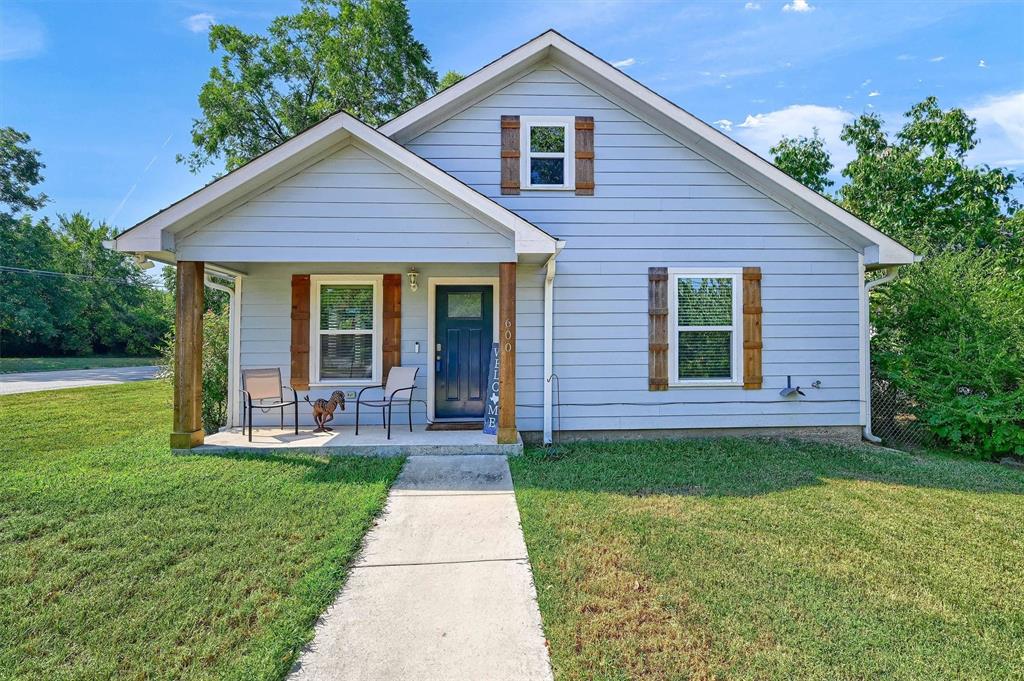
[283, 385, 298, 402]
[240, 389, 252, 406]
[357, 384, 385, 402]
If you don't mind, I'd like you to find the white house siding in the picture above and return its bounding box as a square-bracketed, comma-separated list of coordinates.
[406, 64, 864, 433]
[176, 145, 515, 263]
[238, 262, 544, 429]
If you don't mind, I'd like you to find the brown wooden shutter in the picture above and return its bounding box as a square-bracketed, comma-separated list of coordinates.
[382, 274, 402, 378]
[500, 115, 520, 195]
[648, 267, 669, 391]
[742, 267, 763, 390]
[575, 116, 595, 196]
[290, 274, 311, 390]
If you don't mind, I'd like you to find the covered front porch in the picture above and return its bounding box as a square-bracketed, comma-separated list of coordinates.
[201, 424, 523, 456]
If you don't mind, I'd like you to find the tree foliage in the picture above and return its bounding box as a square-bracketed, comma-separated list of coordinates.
[180, 0, 438, 173]
[0, 127, 48, 215]
[0, 130, 171, 357]
[770, 128, 834, 194]
[771, 96, 1022, 456]
[437, 70, 464, 91]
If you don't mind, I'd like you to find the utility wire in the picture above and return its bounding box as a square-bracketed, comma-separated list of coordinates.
[0, 265, 159, 287]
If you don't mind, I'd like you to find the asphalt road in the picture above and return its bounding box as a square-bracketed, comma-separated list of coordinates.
[0, 365, 161, 395]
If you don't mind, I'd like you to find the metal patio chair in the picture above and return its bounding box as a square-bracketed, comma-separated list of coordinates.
[240, 368, 299, 442]
[355, 366, 419, 440]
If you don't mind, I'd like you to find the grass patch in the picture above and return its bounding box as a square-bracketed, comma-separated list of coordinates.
[0, 356, 159, 374]
[0, 381, 403, 679]
[510, 438, 1024, 680]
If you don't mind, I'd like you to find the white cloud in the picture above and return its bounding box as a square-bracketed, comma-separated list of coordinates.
[0, 9, 46, 61]
[968, 91, 1024, 167]
[978, 59, 988, 68]
[868, 90, 880, 97]
[733, 104, 855, 166]
[184, 13, 216, 33]
[744, 2, 761, 9]
[611, 57, 636, 68]
[714, 119, 734, 131]
[782, 0, 815, 12]
[897, 54, 914, 61]
[929, 56, 945, 62]
[860, 79, 872, 88]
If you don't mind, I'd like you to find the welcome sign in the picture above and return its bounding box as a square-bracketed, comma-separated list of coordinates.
[483, 342, 499, 435]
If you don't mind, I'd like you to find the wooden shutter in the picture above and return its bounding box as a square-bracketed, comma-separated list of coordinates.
[382, 274, 402, 378]
[648, 267, 669, 391]
[500, 115, 520, 195]
[575, 116, 595, 196]
[290, 274, 311, 390]
[742, 267, 763, 390]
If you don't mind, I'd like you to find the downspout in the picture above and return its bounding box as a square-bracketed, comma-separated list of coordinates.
[204, 271, 242, 430]
[542, 242, 565, 445]
[861, 262, 898, 443]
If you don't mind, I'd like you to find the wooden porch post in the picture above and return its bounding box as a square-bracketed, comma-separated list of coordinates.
[171, 260, 205, 449]
[498, 262, 517, 444]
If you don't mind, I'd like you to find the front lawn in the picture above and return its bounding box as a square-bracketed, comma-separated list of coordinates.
[0, 381, 402, 679]
[511, 439, 1024, 680]
[0, 355, 160, 374]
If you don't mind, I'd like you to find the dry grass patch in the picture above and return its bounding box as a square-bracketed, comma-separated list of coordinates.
[511, 438, 1024, 680]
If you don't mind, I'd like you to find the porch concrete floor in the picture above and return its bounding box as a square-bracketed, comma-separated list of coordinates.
[199, 425, 523, 456]
[288, 455, 553, 681]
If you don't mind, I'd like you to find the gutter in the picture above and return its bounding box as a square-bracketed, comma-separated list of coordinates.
[204, 271, 243, 430]
[542, 242, 566, 444]
[860, 262, 899, 444]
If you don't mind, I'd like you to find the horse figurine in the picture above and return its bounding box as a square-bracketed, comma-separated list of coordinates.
[305, 390, 346, 433]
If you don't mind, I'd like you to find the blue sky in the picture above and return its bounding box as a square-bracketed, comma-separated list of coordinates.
[2, 0, 1022, 234]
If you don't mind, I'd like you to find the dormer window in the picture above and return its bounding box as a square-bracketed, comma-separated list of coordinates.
[520, 116, 575, 190]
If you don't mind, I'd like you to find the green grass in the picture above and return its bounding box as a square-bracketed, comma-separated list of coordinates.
[0, 381, 403, 679]
[0, 355, 160, 373]
[510, 439, 1024, 680]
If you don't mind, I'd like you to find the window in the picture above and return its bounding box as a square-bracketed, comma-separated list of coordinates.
[311, 276, 382, 384]
[521, 116, 575, 190]
[669, 268, 743, 386]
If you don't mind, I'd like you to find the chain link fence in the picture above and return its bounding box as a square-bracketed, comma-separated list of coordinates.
[870, 372, 934, 451]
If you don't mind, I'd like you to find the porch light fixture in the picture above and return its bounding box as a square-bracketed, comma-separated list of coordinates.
[407, 268, 419, 292]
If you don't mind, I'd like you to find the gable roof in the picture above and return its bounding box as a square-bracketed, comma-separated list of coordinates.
[380, 30, 916, 267]
[114, 109, 558, 258]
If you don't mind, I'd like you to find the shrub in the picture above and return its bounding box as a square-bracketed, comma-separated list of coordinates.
[160, 307, 230, 434]
[872, 249, 1024, 457]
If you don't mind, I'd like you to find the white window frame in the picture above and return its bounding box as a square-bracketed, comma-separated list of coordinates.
[310, 274, 383, 386]
[520, 116, 575, 191]
[668, 267, 744, 388]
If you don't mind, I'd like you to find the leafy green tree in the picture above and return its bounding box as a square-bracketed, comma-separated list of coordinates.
[0, 127, 47, 216]
[839, 97, 1019, 256]
[181, 0, 438, 174]
[437, 70, 464, 91]
[769, 128, 834, 194]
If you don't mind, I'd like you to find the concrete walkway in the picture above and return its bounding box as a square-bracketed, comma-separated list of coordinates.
[290, 455, 553, 681]
[0, 365, 160, 395]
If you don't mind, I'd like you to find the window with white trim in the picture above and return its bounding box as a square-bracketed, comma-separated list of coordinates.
[520, 116, 575, 190]
[312, 276, 382, 384]
[669, 268, 743, 385]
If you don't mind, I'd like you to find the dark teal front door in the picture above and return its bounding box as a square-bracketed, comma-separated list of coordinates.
[435, 285, 493, 419]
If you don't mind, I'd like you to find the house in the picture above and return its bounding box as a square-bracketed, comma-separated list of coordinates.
[114, 30, 915, 450]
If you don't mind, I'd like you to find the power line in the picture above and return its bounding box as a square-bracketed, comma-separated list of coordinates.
[0, 265, 158, 287]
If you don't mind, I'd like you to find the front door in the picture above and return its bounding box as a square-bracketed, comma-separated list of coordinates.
[434, 285, 493, 419]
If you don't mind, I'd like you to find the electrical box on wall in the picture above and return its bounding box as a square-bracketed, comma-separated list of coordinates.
[345, 391, 356, 400]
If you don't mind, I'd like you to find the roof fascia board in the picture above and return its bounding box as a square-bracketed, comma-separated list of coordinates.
[380, 43, 552, 142]
[114, 119, 355, 253]
[381, 30, 913, 265]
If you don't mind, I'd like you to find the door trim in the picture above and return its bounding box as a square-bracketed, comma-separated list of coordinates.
[427, 277, 499, 423]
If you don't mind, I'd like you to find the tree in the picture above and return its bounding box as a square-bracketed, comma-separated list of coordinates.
[769, 128, 834, 194]
[180, 0, 438, 174]
[0, 127, 47, 216]
[839, 97, 1020, 256]
[437, 70, 464, 91]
